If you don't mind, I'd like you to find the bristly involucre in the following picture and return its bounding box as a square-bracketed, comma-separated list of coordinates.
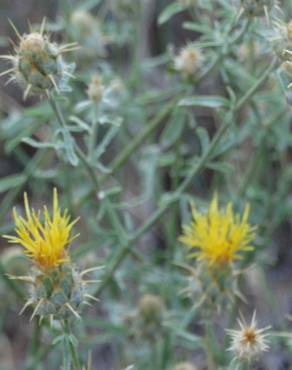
[0, 19, 77, 99]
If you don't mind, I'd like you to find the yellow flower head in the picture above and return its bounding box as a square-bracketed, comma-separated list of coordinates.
[179, 195, 256, 266]
[4, 189, 79, 272]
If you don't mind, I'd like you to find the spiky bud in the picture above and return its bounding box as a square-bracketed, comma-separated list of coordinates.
[136, 294, 165, 339]
[0, 20, 76, 99]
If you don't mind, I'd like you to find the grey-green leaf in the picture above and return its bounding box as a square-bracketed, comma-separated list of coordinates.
[158, 2, 185, 25]
[179, 96, 230, 108]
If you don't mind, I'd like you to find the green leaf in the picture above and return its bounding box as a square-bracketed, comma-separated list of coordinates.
[196, 127, 210, 154]
[62, 130, 79, 166]
[161, 108, 186, 147]
[179, 96, 230, 108]
[158, 2, 185, 25]
[206, 161, 234, 174]
[182, 21, 212, 34]
[0, 174, 27, 193]
[21, 138, 55, 149]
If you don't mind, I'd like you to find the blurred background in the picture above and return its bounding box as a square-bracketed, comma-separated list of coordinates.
[0, 0, 291, 369]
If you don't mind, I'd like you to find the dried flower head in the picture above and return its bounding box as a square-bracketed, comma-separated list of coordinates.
[0, 19, 76, 99]
[179, 195, 256, 266]
[226, 312, 271, 362]
[4, 188, 79, 272]
[174, 45, 202, 77]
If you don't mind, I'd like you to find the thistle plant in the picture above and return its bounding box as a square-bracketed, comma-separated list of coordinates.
[178, 195, 256, 313]
[0, 0, 290, 369]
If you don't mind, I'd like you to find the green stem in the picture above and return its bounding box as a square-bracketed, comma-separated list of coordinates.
[204, 332, 215, 370]
[235, 57, 278, 111]
[48, 93, 100, 192]
[63, 319, 81, 370]
[108, 98, 176, 176]
[24, 343, 54, 370]
[88, 105, 99, 161]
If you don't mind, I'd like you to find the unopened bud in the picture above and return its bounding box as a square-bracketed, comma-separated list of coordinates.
[87, 74, 105, 102]
[138, 294, 164, 325]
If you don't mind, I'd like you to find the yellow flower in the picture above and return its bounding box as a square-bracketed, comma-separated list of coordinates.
[179, 195, 256, 266]
[4, 188, 79, 272]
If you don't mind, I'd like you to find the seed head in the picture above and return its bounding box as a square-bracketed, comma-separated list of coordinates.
[174, 45, 202, 77]
[226, 312, 271, 362]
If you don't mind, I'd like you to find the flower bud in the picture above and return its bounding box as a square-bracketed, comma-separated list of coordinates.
[71, 10, 97, 36]
[174, 45, 202, 77]
[87, 74, 105, 102]
[1, 20, 76, 99]
[138, 294, 164, 326]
